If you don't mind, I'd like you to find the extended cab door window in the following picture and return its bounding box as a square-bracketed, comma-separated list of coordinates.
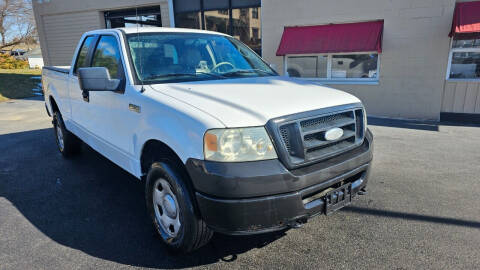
[91, 35, 123, 79]
[74, 36, 96, 75]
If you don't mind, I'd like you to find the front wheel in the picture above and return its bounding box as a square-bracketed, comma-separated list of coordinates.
[145, 162, 213, 253]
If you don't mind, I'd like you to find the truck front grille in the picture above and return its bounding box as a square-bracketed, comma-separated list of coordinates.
[268, 105, 365, 169]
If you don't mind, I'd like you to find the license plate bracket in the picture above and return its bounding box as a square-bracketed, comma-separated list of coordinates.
[325, 183, 352, 215]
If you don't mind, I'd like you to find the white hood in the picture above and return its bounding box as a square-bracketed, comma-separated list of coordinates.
[149, 76, 361, 127]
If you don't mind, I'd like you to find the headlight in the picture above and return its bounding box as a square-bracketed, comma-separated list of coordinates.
[204, 127, 277, 162]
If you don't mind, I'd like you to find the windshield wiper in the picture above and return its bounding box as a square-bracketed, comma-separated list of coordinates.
[143, 72, 226, 81]
[222, 69, 276, 77]
[143, 73, 197, 80]
[196, 71, 227, 78]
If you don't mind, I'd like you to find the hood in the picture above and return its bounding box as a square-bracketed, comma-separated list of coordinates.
[149, 76, 361, 127]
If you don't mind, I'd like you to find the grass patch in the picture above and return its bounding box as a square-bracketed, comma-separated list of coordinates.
[0, 69, 42, 102]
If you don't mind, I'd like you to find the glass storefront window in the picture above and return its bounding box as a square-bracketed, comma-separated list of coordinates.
[232, 7, 261, 55]
[204, 10, 229, 34]
[452, 38, 480, 48]
[332, 54, 378, 79]
[175, 11, 202, 29]
[173, 0, 261, 54]
[447, 36, 480, 80]
[287, 56, 327, 78]
[287, 54, 378, 81]
[105, 7, 162, 28]
[449, 52, 480, 79]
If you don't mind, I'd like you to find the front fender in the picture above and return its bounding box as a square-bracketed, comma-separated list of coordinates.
[134, 91, 225, 172]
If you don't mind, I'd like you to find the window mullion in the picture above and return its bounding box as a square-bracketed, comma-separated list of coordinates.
[327, 54, 332, 79]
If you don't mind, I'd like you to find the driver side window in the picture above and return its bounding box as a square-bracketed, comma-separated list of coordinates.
[92, 36, 123, 79]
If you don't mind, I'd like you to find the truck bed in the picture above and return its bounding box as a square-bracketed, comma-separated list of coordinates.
[43, 66, 70, 74]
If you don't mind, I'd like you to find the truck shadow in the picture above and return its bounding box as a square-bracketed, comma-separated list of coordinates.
[0, 72, 41, 100]
[0, 128, 286, 268]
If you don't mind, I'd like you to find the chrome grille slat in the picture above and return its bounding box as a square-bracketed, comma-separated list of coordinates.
[279, 126, 292, 153]
[301, 119, 356, 136]
[300, 112, 354, 132]
[272, 106, 365, 168]
[303, 130, 356, 149]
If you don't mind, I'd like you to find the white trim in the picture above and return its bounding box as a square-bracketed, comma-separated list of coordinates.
[168, 0, 175, 27]
[285, 52, 380, 83]
[326, 55, 332, 79]
[445, 37, 480, 80]
[446, 79, 480, 82]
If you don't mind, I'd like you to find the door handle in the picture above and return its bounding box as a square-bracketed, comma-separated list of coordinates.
[82, 90, 89, 102]
[129, 104, 141, 113]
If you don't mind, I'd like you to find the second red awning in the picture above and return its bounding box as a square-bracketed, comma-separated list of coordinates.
[276, 20, 384, 56]
[449, 1, 480, 37]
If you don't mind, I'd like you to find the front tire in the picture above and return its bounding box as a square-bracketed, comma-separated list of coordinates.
[145, 162, 213, 253]
[53, 111, 82, 157]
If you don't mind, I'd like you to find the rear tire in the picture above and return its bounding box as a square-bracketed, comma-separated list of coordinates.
[53, 111, 82, 157]
[145, 161, 213, 253]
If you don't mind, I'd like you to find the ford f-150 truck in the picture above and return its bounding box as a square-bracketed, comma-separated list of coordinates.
[42, 27, 373, 253]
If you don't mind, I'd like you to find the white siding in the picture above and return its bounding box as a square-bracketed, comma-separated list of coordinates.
[442, 81, 480, 114]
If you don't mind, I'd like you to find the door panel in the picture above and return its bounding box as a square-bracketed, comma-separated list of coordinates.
[71, 34, 139, 173]
[70, 35, 97, 132]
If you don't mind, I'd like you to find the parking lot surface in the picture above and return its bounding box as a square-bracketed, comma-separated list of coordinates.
[1, 98, 479, 269]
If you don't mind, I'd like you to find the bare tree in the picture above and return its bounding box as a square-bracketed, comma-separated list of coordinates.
[0, 0, 36, 49]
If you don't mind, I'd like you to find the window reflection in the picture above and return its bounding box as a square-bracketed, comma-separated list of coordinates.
[287, 56, 327, 78]
[92, 36, 122, 78]
[450, 52, 480, 79]
[204, 10, 230, 34]
[287, 54, 378, 80]
[453, 38, 480, 48]
[232, 7, 261, 55]
[332, 54, 378, 78]
[105, 7, 162, 28]
[175, 12, 201, 29]
[173, 1, 261, 55]
[448, 35, 480, 79]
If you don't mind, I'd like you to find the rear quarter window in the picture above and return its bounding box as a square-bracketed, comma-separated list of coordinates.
[74, 36, 95, 75]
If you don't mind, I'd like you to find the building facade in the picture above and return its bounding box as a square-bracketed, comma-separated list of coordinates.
[33, 0, 480, 122]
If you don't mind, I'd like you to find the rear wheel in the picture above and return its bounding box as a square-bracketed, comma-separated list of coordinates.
[145, 161, 213, 253]
[53, 111, 82, 157]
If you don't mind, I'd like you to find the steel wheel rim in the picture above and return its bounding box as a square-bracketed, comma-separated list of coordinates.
[153, 178, 181, 238]
[56, 124, 64, 151]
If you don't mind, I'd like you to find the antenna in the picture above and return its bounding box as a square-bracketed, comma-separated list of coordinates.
[135, 1, 146, 93]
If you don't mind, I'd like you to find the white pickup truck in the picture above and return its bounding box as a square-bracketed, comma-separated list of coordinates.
[42, 27, 373, 253]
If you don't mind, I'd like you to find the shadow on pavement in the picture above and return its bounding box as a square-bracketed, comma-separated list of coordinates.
[342, 206, 480, 229]
[0, 128, 286, 268]
[367, 117, 439, 131]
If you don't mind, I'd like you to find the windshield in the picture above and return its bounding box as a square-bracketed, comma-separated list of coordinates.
[126, 33, 277, 84]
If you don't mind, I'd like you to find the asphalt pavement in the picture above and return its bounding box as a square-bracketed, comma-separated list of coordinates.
[1, 97, 479, 269]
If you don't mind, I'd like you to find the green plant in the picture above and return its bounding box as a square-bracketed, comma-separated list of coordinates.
[0, 53, 29, 69]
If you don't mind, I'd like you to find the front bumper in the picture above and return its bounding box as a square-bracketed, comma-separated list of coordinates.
[186, 129, 373, 235]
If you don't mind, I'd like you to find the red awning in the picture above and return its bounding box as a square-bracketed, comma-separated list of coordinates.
[450, 1, 480, 37]
[276, 21, 383, 56]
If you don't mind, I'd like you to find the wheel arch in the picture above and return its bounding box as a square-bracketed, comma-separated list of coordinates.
[140, 139, 201, 215]
[49, 95, 59, 113]
[140, 139, 187, 177]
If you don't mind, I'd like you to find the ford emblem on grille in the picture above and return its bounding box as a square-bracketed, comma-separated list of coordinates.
[324, 127, 344, 141]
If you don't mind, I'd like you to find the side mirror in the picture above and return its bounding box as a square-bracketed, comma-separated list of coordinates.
[78, 67, 121, 92]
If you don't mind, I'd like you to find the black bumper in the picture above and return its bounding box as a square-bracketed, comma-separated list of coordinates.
[186, 129, 373, 235]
